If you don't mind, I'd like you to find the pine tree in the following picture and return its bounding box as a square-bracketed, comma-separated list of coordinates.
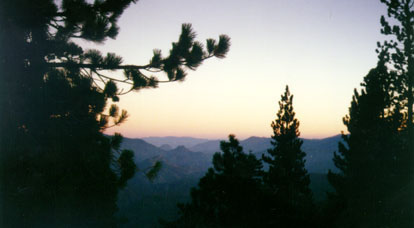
[262, 85, 313, 227]
[379, 0, 414, 167]
[377, 3, 414, 224]
[0, 0, 230, 227]
[325, 1, 414, 225]
[327, 51, 411, 227]
[166, 135, 264, 228]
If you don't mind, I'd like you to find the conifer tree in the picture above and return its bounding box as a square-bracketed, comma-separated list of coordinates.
[262, 85, 313, 227]
[166, 135, 264, 228]
[379, 0, 414, 144]
[325, 1, 414, 225]
[0, 0, 230, 227]
[377, 3, 414, 223]
[327, 51, 411, 227]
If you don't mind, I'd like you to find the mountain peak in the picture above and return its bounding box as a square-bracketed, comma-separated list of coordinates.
[160, 144, 173, 151]
[172, 145, 192, 152]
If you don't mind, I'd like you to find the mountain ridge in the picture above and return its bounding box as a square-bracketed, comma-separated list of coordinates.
[140, 136, 211, 148]
[117, 134, 342, 227]
[122, 134, 342, 175]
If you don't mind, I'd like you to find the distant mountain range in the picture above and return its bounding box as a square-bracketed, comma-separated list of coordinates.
[132, 134, 342, 174]
[140, 136, 210, 149]
[117, 135, 343, 227]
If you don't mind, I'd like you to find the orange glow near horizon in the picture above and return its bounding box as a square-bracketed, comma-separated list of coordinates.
[94, 0, 387, 140]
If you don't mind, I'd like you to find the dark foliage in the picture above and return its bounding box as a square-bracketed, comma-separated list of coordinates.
[324, 1, 414, 226]
[378, 0, 414, 167]
[0, 0, 229, 227]
[165, 135, 264, 228]
[327, 52, 412, 227]
[261, 85, 315, 227]
[1, 66, 134, 227]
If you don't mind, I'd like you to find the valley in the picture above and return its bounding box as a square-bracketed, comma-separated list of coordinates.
[117, 135, 341, 227]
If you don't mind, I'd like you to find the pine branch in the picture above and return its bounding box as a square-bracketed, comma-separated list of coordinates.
[47, 62, 149, 70]
[93, 70, 133, 85]
[47, 54, 215, 71]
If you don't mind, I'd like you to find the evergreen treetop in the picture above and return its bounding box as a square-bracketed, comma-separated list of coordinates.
[378, 0, 414, 152]
[327, 49, 411, 228]
[262, 85, 313, 227]
[262, 86, 310, 194]
[166, 135, 264, 228]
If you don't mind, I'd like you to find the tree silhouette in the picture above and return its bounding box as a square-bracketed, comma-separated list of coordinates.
[324, 1, 414, 225]
[261, 85, 314, 227]
[379, 0, 414, 160]
[165, 135, 264, 228]
[377, 3, 414, 224]
[327, 51, 411, 227]
[0, 0, 230, 227]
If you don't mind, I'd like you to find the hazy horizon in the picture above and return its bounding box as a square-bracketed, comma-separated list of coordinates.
[129, 133, 342, 141]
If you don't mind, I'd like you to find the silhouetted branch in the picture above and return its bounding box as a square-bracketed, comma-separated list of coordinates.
[47, 62, 150, 70]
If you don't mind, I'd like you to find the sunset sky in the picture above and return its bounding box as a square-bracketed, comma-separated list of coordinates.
[83, 0, 388, 139]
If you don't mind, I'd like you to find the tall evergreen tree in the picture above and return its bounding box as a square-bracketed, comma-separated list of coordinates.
[325, 1, 414, 225]
[377, 4, 414, 224]
[166, 135, 264, 228]
[327, 51, 411, 227]
[0, 0, 230, 227]
[261, 85, 314, 227]
[379, 0, 414, 161]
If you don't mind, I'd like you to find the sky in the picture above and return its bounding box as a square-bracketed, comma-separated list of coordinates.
[83, 0, 389, 139]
